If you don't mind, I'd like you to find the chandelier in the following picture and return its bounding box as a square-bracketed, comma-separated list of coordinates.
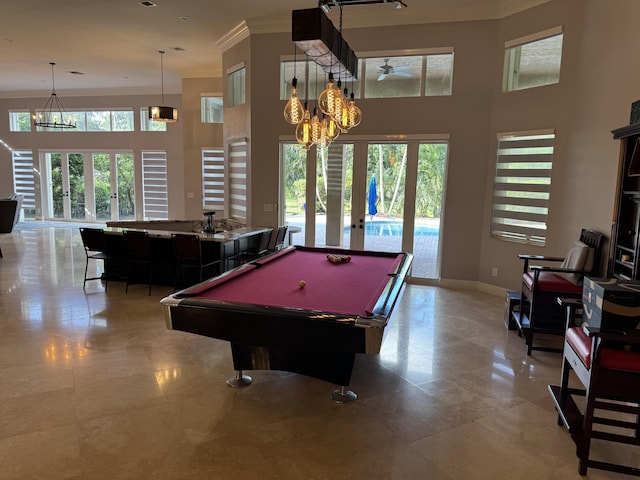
[286, 5, 362, 149]
[33, 63, 76, 129]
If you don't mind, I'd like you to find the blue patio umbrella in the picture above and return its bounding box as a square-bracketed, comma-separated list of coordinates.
[368, 175, 378, 216]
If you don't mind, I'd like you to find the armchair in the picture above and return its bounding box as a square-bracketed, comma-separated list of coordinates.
[515, 229, 604, 355]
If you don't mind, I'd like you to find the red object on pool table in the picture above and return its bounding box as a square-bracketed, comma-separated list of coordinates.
[160, 246, 412, 401]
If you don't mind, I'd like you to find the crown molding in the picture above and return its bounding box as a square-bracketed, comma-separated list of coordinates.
[0, 86, 183, 99]
[498, 0, 551, 18]
[217, 21, 251, 52]
[245, 15, 290, 34]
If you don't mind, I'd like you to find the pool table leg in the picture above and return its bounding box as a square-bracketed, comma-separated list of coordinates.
[226, 370, 252, 388]
[330, 386, 358, 403]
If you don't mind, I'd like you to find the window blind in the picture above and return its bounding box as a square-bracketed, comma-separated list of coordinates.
[491, 132, 554, 246]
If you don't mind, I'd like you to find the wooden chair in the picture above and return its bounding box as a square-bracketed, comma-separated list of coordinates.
[79, 227, 110, 290]
[123, 230, 153, 295]
[549, 322, 640, 476]
[171, 233, 221, 290]
[515, 229, 604, 355]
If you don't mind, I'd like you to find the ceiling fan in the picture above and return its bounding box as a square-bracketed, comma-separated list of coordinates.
[377, 58, 412, 81]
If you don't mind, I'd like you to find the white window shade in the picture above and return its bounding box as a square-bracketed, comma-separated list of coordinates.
[142, 151, 168, 220]
[491, 132, 554, 246]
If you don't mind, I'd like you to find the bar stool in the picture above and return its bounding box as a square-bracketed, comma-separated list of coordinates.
[123, 230, 153, 295]
[171, 233, 221, 290]
[79, 227, 110, 290]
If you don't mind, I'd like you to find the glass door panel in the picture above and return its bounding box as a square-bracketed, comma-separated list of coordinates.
[116, 153, 135, 220]
[363, 143, 407, 253]
[48, 153, 64, 219]
[45, 152, 85, 221]
[68, 153, 86, 220]
[93, 153, 111, 222]
[411, 143, 447, 279]
[316, 144, 353, 248]
[282, 144, 307, 246]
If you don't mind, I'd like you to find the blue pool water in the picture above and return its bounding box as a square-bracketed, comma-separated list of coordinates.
[346, 221, 439, 236]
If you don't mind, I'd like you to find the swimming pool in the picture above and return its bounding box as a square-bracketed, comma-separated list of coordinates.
[346, 221, 439, 236]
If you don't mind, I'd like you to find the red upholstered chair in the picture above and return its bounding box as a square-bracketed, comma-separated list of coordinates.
[549, 325, 640, 476]
[516, 229, 604, 355]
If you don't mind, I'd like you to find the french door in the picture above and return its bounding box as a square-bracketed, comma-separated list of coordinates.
[92, 152, 135, 222]
[282, 137, 447, 279]
[42, 151, 135, 222]
[45, 152, 86, 221]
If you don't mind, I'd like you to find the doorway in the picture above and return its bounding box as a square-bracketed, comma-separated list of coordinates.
[281, 137, 447, 279]
[42, 151, 135, 223]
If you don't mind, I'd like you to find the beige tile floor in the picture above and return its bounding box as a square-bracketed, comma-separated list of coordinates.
[0, 225, 637, 479]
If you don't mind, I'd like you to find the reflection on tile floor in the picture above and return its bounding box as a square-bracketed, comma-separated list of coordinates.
[0, 226, 637, 479]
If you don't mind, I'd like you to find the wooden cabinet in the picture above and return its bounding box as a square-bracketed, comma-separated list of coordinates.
[610, 123, 640, 279]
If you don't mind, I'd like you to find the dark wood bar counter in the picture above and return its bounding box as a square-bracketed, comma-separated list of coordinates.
[100, 222, 272, 287]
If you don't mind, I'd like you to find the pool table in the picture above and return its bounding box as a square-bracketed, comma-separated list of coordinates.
[160, 245, 412, 402]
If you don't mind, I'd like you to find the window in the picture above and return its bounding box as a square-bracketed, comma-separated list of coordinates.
[201, 96, 223, 123]
[87, 111, 112, 131]
[364, 56, 423, 98]
[66, 112, 87, 131]
[202, 148, 225, 210]
[141, 151, 168, 220]
[491, 131, 554, 246]
[280, 50, 453, 100]
[362, 53, 454, 98]
[140, 109, 167, 131]
[503, 27, 563, 92]
[426, 54, 454, 96]
[227, 65, 246, 107]
[280, 60, 360, 101]
[111, 111, 134, 131]
[34, 109, 134, 132]
[9, 111, 31, 132]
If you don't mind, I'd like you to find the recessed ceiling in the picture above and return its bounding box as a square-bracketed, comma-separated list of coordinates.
[0, 0, 549, 97]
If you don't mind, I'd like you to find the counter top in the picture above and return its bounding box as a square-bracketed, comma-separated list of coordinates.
[104, 225, 272, 243]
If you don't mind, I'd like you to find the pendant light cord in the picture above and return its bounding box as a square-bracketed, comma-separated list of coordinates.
[50, 63, 57, 94]
[159, 50, 166, 104]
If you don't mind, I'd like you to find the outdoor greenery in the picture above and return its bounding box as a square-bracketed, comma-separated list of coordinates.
[48, 153, 135, 220]
[283, 142, 446, 218]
